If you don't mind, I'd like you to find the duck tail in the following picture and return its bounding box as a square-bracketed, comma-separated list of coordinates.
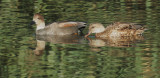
[77, 22, 87, 32]
[136, 27, 146, 35]
[77, 22, 87, 28]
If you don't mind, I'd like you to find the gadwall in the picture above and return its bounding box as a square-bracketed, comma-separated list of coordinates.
[30, 13, 86, 35]
[85, 22, 146, 38]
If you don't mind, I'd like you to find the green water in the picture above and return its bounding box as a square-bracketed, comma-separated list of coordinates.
[1, 0, 160, 78]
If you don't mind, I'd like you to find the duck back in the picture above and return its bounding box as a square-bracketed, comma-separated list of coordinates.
[36, 22, 81, 35]
[96, 22, 145, 38]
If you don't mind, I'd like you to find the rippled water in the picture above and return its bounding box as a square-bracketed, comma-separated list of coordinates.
[1, 0, 160, 78]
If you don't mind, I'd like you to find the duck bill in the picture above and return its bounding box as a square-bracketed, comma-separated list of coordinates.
[85, 32, 91, 37]
[30, 21, 35, 25]
[28, 21, 35, 29]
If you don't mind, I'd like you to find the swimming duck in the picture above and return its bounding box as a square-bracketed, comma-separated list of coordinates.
[85, 22, 146, 38]
[30, 13, 86, 35]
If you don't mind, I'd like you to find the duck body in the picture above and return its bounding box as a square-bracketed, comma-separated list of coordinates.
[31, 13, 86, 35]
[85, 22, 146, 38]
[36, 22, 85, 35]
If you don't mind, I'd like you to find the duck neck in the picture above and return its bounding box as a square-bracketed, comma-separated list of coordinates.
[96, 28, 105, 34]
[36, 23, 45, 30]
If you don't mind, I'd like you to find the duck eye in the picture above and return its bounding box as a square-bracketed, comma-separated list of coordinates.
[37, 18, 41, 20]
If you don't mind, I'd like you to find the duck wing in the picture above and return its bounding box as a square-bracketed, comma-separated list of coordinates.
[129, 23, 144, 30]
[114, 22, 144, 30]
[58, 22, 86, 28]
[58, 22, 87, 35]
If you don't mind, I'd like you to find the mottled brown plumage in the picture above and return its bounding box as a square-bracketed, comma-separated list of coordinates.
[85, 22, 146, 38]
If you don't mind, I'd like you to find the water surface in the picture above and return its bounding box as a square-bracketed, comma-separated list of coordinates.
[0, 0, 160, 78]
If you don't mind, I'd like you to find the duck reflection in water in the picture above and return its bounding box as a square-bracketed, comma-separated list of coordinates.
[86, 35, 144, 48]
[34, 40, 45, 56]
[33, 35, 85, 55]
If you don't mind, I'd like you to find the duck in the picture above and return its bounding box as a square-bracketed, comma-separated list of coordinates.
[30, 13, 86, 35]
[85, 22, 146, 38]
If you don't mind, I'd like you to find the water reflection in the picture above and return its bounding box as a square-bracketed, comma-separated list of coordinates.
[34, 40, 45, 56]
[141, 55, 155, 78]
[1, 0, 160, 78]
[33, 35, 85, 55]
[36, 35, 85, 44]
[87, 35, 144, 48]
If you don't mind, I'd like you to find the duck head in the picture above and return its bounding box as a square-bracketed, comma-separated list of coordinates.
[30, 13, 45, 30]
[85, 23, 105, 37]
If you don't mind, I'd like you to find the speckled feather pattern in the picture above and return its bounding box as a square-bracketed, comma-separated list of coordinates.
[95, 22, 145, 38]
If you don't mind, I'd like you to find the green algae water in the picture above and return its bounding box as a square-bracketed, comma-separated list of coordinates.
[0, 0, 160, 78]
